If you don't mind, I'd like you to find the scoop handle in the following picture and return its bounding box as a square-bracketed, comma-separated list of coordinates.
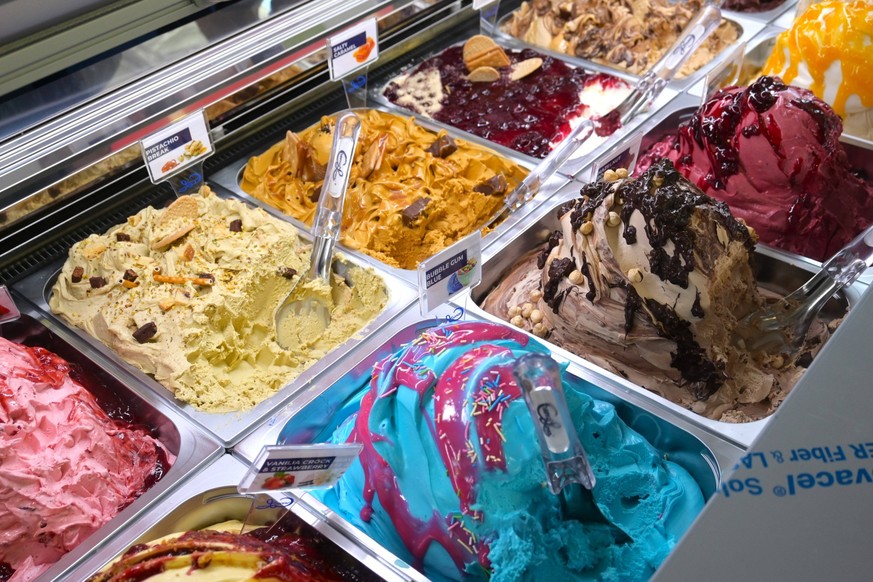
[794, 222, 873, 316]
[310, 112, 361, 280]
[513, 353, 596, 493]
[645, 3, 722, 88]
[499, 121, 596, 215]
[494, 3, 722, 219]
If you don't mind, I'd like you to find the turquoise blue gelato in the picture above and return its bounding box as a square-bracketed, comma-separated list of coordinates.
[307, 321, 705, 581]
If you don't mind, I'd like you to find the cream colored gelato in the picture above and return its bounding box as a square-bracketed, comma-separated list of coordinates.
[49, 186, 387, 413]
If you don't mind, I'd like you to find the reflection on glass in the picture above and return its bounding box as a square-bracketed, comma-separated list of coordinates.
[0, 0, 303, 141]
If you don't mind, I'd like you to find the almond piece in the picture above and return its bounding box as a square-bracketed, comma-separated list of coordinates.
[509, 58, 543, 81]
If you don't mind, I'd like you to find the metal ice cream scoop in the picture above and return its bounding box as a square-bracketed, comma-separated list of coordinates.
[275, 111, 361, 349]
[735, 222, 873, 358]
[512, 353, 607, 524]
[490, 2, 723, 223]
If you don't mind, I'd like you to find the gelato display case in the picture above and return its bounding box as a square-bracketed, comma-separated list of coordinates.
[2, 0, 873, 580]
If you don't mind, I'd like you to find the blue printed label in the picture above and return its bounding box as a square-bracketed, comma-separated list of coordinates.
[719, 441, 873, 499]
[327, 18, 379, 81]
[417, 232, 482, 314]
[331, 32, 367, 59]
[143, 128, 191, 162]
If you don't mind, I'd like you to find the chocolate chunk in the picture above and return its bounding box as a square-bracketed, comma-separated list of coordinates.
[691, 289, 704, 318]
[229, 219, 242, 232]
[89, 276, 107, 289]
[71, 266, 85, 283]
[473, 174, 508, 196]
[132, 322, 157, 344]
[122, 269, 138, 282]
[115, 232, 131, 242]
[277, 267, 298, 279]
[796, 352, 813, 368]
[427, 135, 458, 158]
[197, 273, 216, 284]
[402, 197, 431, 227]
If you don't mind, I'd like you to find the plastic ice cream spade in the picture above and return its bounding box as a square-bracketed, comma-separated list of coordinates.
[736, 223, 873, 358]
[512, 353, 614, 526]
[488, 2, 723, 226]
[275, 111, 361, 349]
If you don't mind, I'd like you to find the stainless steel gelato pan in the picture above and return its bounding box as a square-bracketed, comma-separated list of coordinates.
[367, 37, 677, 177]
[235, 302, 735, 581]
[212, 106, 572, 285]
[492, 5, 763, 93]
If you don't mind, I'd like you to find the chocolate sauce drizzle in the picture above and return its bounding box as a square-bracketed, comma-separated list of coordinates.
[540, 159, 752, 398]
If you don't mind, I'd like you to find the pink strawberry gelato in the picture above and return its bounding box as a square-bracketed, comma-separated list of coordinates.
[0, 337, 174, 582]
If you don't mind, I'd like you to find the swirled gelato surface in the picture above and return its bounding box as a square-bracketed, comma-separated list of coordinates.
[0, 337, 173, 582]
[87, 520, 377, 581]
[310, 321, 705, 581]
[761, 1, 873, 140]
[636, 76, 873, 261]
[241, 110, 527, 270]
[501, 0, 739, 78]
[49, 186, 387, 412]
[382, 45, 631, 159]
[483, 159, 831, 422]
[722, 0, 787, 12]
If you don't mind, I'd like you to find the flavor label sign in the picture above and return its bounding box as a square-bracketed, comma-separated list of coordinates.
[239, 444, 362, 493]
[718, 440, 873, 500]
[327, 18, 379, 81]
[418, 232, 482, 314]
[0, 286, 20, 323]
[591, 135, 642, 181]
[702, 41, 746, 103]
[140, 110, 213, 183]
[473, 0, 498, 8]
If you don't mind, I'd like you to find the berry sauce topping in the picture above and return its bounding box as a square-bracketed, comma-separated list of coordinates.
[675, 76, 838, 192]
[384, 46, 628, 158]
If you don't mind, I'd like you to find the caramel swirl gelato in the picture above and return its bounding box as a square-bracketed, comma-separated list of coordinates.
[483, 160, 831, 422]
[502, 0, 740, 78]
[240, 110, 527, 270]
